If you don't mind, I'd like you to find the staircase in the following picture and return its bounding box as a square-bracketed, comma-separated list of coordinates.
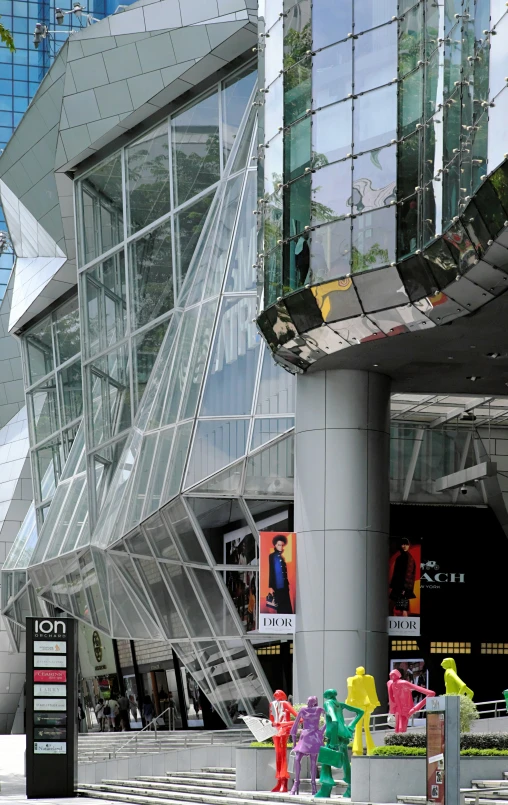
[398, 771, 508, 805]
[78, 730, 251, 762]
[79, 767, 324, 804]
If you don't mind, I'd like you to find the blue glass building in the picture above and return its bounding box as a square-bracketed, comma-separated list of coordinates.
[0, 0, 133, 299]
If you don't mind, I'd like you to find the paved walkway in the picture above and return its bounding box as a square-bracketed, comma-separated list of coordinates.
[0, 735, 113, 804]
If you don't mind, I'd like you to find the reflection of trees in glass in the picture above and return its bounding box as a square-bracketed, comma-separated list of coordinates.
[127, 134, 170, 233]
[283, 24, 311, 70]
[131, 222, 173, 329]
[351, 244, 389, 273]
[177, 193, 215, 284]
[173, 132, 221, 206]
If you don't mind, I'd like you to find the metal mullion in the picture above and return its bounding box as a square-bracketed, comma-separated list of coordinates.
[130, 303, 173, 342]
[85, 427, 131, 460]
[78, 242, 125, 275]
[247, 426, 294, 458]
[218, 77, 224, 177]
[74, 172, 85, 269]
[171, 180, 220, 217]
[246, 340, 265, 453]
[82, 334, 130, 369]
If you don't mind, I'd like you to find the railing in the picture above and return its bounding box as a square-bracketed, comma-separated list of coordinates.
[368, 698, 507, 733]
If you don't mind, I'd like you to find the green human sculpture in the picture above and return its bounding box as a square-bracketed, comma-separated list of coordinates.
[314, 688, 364, 800]
[441, 657, 474, 699]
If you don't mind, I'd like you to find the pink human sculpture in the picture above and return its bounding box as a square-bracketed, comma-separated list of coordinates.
[387, 669, 435, 733]
[269, 690, 297, 792]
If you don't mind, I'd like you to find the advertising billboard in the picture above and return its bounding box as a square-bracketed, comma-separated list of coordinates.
[388, 535, 421, 636]
[259, 531, 296, 633]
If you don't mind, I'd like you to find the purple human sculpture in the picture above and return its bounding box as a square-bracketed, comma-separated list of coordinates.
[289, 696, 325, 795]
[387, 668, 435, 733]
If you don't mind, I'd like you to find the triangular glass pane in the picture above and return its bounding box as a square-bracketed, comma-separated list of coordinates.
[133, 557, 187, 639]
[185, 419, 249, 489]
[255, 345, 296, 415]
[244, 435, 294, 497]
[163, 499, 206, 564]
[122, 431, 158, 535]
[251, 418, 295, 450]
[185, 459, 245, 495]
[200, 296, 260, 417]
[161, 563, 212, 637]
[67, 569, 91, 623]
[180, 192, 222, 308]
[225, 171, 257, 292]
[189, 567, 239, 636]
[179, 300, 219, 422]
[108, 551, 159, 631]
[142, 510, 179, 561]
[176, 191, 216, 290]
[125, 530, 153, 557]
[143, 427, 175, 519]
[160, 307, 200, 426]
[108, 562, 161, 640]
[222, 65, 257, 165]
[203, 174, 244, 300]
[162, 421, 193, 503]
[232, 105, 257, 174]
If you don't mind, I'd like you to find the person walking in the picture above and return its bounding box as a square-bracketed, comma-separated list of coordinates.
[143, 695, 155, 729]
[95, 698, 105, 732]
[118, 693, 130, 731]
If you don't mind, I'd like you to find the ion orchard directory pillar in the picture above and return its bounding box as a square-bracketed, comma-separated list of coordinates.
[26, 617, 77, 799]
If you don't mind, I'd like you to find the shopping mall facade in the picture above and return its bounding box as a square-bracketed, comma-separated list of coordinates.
[3, 0, 508, 733]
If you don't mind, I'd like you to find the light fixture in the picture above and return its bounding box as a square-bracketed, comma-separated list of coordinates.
[55, 7, 65, 23]
[33, 22, 47, 48]
[73, 2, 84, 16]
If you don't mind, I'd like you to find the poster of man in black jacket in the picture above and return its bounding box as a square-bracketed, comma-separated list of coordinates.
[268, 535, 293, 614]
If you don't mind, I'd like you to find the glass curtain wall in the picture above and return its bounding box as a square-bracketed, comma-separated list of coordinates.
[21, 295, 82, 526]
[260, 0, 492, 306]
[76, 64, 257, 530]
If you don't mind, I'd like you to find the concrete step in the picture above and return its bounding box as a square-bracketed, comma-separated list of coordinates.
[136, 778, 344, 802]
[166, 772, 236, 781]
[398, 797, 508, 805]
[77, 784, 330, 805]
[111, 778, 236, 792]
[472, 782, 508, 789]
[201, 768, 236, 774]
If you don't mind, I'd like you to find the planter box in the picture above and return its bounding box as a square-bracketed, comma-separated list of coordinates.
[352, 756, 508, 803]
[236, 748, 312, 792]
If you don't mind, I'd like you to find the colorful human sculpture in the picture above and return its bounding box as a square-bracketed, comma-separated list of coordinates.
[387, 669, 435, 733]
[346, 666, 380, 756]
[315, 688, 363, 799]
[441, 657, 474, 699]
[269, 689, 297, 793]
[289, 696, 325, 795]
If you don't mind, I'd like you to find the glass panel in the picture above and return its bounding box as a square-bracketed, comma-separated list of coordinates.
[159, 307, 200, 426]
[123, 432, 158, 531]
[163, 499, 206, 563]
[171, 90, 220, 207]
[195, 640, 244, 714]
[82, 251, 126, 358]
[265, 17, 283, 86]
[285, 173, 311, 240]
[126, 124, 171, 236]
[108, 562, 162, 639]
[222, 66, 257, 164]
[313, 41, 352, 109]
[398, 2, 423, 77]
[143, 509, 179, 561]
[129, 219, 173, 330]
[25, 315, 53, 384]
[283, 0, 311, 68]
[180, 301, 218, 421]
[162, 421, 193, 502]
[312, 100, 352, 166]
[256, 344, 295, 415]
[190, 568, 239, 636]
[311, 160, 352, 224]
[352, 146, 396, 214]
[59, 478, 89, 554]
[185, 419, 249, 488]
[35, 440, 61, 503]
[354, 24, 397, 94]
[313, 0, 352, 51]
[353, 84, 397, 152]
[204, 174, 244, 299]
[58, 360, 82, 426]
[263, 132, 283, 255]
[54, 296, 80, 365]
[29, 379, 59, 444]
[284, 115, 311, 182]
[352, 207, 396, 272]
[399, 68, 423, 139]
[354, 0, 397, 32]
[309, 218, 351, 282]
[79, 552, 109, 631]
[200, 296, 260, 417]
[244, 435, 294, 496]
[220, 639, 268, 710]
[251, 418, 294, 449]
[232, 103, 257, 173]
[132, 319, 169, 410]
[185, 497, 251, 564]
[80, 152, 123, 265]
[265, 75, 283, 143]
[126, 530, 152, 556]
[161, 564, 212, 637]
[88, 344, 131, 448]
[225, 171, 257, 293]
[284, 56, 311, 128]
[176, 191, 215, 286]
[144, 428, 175, 519]
[45, 475, 86, 559]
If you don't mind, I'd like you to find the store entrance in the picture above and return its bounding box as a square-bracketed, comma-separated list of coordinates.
[141, 668, 183, 730]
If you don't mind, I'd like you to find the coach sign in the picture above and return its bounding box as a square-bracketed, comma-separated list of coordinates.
[26, 617, 77, 798]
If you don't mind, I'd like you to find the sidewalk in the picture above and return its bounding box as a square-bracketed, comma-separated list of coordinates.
[0, 735, 112, 804]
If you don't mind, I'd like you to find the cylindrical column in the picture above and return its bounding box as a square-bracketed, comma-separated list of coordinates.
[293, 369, 390, 705]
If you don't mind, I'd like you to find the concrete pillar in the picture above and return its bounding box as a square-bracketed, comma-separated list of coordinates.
[293, 369, 390, 706]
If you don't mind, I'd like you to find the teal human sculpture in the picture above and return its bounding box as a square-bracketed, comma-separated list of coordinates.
[315, 688, 364, 799]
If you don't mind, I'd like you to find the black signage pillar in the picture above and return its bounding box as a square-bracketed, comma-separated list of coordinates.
[26, 616, 77, 799]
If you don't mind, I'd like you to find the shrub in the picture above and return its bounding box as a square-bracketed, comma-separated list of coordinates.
[461, 749, 508, 756]
[374, 746, 508, 757]
[446, 694, 479, 733]
[385, 733, 426, 747]
[385, 733, 508, 751]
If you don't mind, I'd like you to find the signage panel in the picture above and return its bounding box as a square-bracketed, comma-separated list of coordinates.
[33, 698, 67, 711]
[27, 617, 77, 798]
[34, 684, 66, 697]
[34, 655, 67, 668]
[259, 531, 296, 633]
[33, 641, 66, 654]
[34, 742, 67, 754]
[34, 670, 67, 683]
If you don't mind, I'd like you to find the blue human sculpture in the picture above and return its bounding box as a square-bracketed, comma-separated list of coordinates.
[289, 696, 325, 795]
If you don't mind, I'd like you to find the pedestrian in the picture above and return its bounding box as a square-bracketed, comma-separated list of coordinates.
[129, 694, 138, 723]
[95, 698, 105, 732]
[107, 697, 120, 731]
[118, 692, 130, 731]
[143, 695, 154, 729]
[78, 698, 86, 733]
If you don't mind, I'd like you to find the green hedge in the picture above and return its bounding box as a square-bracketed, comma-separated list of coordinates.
[374, 746, 508, 757]
[385, 733, 508, 750]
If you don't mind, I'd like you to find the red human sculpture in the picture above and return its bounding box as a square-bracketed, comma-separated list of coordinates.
[387, 669, 435, 733]
[269, 690, 297, 792]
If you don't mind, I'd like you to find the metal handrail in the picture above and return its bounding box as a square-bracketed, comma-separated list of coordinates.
[368, 698, 507, 733]
[112, 707, 173, 759]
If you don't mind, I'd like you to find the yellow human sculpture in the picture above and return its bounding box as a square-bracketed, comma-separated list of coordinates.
[441, 657, 474, 699]
[346, 666, 380, 756]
